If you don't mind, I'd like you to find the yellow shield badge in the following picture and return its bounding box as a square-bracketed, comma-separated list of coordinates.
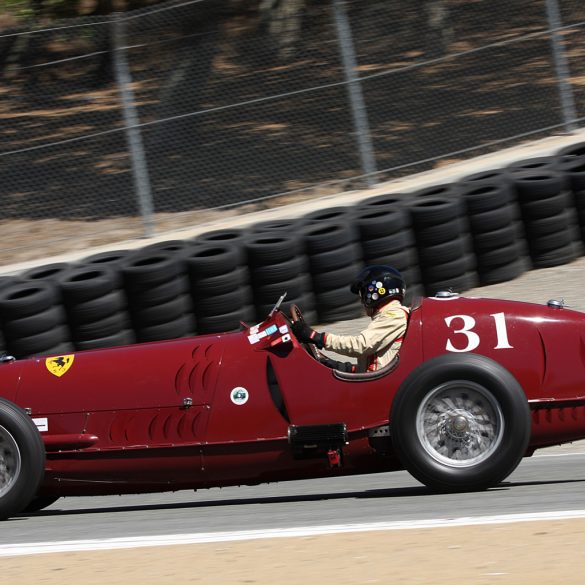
[46, 355, 75, 378]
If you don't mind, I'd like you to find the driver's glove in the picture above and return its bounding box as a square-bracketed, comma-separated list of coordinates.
[291, 321, 325, 349]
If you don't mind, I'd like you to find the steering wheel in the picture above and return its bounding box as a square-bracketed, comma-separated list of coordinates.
[290, 304, 321, 361]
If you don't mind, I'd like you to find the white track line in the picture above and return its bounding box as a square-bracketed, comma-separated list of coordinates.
[3, 510, 585, 557]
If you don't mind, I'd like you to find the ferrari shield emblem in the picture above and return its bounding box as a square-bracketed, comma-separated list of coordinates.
[45, 355, 75, 378]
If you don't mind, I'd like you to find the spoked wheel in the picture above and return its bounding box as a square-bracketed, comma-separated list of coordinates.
[290, 304, 320, 360]
[0, 425, 21, 499]
[416, 381, 504, 468]
[391, 354, 531, 492]
[0, 398, 45, 520]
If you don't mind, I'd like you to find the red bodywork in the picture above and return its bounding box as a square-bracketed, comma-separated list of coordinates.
[4, 295, 585, 497]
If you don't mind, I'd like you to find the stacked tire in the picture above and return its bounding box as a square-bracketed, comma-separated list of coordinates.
[245, 233, 315, 324]
[406, 195, 476, 295]
[556, 154, 585, 247]
[458, 175, 526, 285]
[510, 170, 580, 268]
[0, 281, 72, 358]
[121, 252, 194, 342]
[355, 194, 424, 303]
[303, 221, 363, 322]
[184, 244, 254, 333]
[58, 265, 134, 350]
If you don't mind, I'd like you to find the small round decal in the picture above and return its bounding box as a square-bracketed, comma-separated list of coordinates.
[230, 387, 249, 405]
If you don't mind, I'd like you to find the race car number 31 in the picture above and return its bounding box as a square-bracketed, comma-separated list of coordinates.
[444, 312, 513, 353]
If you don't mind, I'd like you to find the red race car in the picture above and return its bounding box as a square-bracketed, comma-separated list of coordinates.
[1, 292, 584, 520]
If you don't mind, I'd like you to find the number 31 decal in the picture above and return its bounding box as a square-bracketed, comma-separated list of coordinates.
[444, 313, 513, 353]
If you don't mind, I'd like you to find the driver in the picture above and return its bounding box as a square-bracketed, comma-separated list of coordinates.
[292, 265, 409, 373]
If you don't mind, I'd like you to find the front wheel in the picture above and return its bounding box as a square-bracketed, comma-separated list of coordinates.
[391, 354, 531, 492]
[0, 398, 46, 520]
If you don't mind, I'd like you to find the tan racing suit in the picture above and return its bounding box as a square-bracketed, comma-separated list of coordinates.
[323, 299, 409, 372]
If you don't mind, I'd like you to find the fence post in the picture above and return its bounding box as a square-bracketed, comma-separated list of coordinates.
[332, 0, 378, 186]
[545, 0, 578, 133]
[111, 12, 155, 237]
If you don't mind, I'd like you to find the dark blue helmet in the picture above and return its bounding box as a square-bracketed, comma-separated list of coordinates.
[350, 265, 405, 308]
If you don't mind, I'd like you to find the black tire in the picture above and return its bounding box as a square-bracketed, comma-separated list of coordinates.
[512, 171, 566, 199]
[196, 308, 252, 333]
[317, 302, 364, 323]
[184, 244, 240, 277]
[473, 224, 518, 254]
[245, 234, 301, 266]
[525, 210, 573, 239]
[253, 274, 310, 303]
[68, 290, 126, 324]
[2, 305, 67, 339]
[355, 208, 408, 239]
[130, 295, 191, 327]
[360, 232, 411, 258]
[81, 249, 131, 268]
[460, 183, 512, 214]
[126, 276, 189, 306]
[529, 230, 573, 254]
[424, 272, 478, 295]
[135, 314, 194, 342]
[418, 239, 466, 266]
[0, 282, 58, 319]
[422, 254, 473, 283]
[477, 242, 523, 269]
[22, 263, 71, 283]
[413, 218, 467, 247]
[0, 397, 45, 521]
[193, 229, 248, 264]
[303, 223, 356, 254]
[519, 191, 570, 220]
[22, 496, 60, 513]
[194, 266, 250, 296]
[250, 218, 306, 233]
[302, 206, 353, 224]
[250, 256, 309, 285]
[142, 240, 192, 254]
[478, 257, 527, 285]
[531, 242, 579, 268]
[459, 169, 510, 188]
[71, 311, 130, 340]
[408, 197, 463, 227]
[7, 325, 70, 358]
[195, 289, 245, 315]
[506, 156, 558, 175]
[122, 252, 182, 287]
[308, 243, 362, 272]
[468, 206, 514, 232]
[355, 193, 407, 211]
[390, 354, 531, 492]
[412, 183, 463, 200]
[59, 266, 120, 304]
[74, 329, 135, 350]
[310, 262, 363, 293]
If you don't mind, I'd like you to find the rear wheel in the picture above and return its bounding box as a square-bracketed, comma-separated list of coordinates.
[0, 398, 45, 520]
[391, 354, 530, 492]
[23, 496, 60, 513]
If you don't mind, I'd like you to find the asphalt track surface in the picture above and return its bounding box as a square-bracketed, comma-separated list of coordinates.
[2, 449, 585, 547]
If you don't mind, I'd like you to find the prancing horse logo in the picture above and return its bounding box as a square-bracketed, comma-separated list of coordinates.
[45, 355, 75, 377]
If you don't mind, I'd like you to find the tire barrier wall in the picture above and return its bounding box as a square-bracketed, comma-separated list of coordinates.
[2, 145, 585, 358]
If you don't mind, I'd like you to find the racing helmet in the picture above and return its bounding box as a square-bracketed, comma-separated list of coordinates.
[350, 265, 405, 309]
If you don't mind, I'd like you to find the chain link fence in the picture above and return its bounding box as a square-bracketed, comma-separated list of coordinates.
[1, 0, 585, 264]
